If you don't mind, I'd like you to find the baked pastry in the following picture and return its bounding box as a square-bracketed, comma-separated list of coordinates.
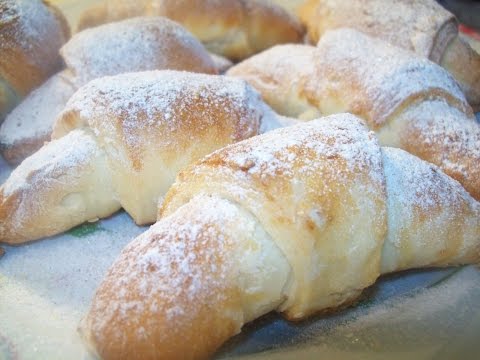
[76, 0, 305, 61]
[60, 17, 217, 86]
[227, 28, 480, 201]
[0, 70, 287, 244]
[0, 0, 70, 122]
[0, 71, 76, 165]
[269, 0, 308, 14]
[208, 53, 234, 74]
[299, 0, 480, 110]
[81, 114, 480, 360]
[0, 16, 218, 165]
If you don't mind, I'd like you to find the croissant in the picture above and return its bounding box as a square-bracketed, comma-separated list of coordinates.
[227, 28, 480, 201]
[76, 0, 305, 61]
[0, 17, 218, 165]
[81, 114, 480, 360]
[0, 71, 77, 165]
[299, 0, 480, 110]
[0, 70, 286, 244]
[0, 0, 70, 122]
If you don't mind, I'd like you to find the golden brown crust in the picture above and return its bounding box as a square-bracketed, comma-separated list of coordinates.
[298, 0, 480, 109]
[0, 0, 70, 120]
[0, 76, 19, 121]
[0, 134, 48, 165]
[0, 70, 280, 243]
[381, 147, 480, 273]
[76, 0, 304, 60]
[61, 17, 218, 86]
[299, 0, 455, 58]
[0, 16, 219, 166]
[208, 52, 234, 73]
[227, 37, 471, 126]
[44, 0, 71, 41]
[0, 71, 76, 165]
[51, 70, 271, 225]
[269, 0, 308, 15]
[84, 115, 387, 359]
[0, 129, 121, 244]
[441, 37, 480, 111]
[76, 1, 148, 31]
[150, 0, 247, 60]
[162, 115, 387, 318]
[242, 0, 305, 56]
[83, 115, 479, 359]
[392, 101, 480, 201]
[227, 44, 320, 119]
[81, 197, 246, 360]
[228, 29, 480, 201]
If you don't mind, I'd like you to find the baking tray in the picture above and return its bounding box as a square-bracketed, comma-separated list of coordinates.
[1, 1, 480, 359]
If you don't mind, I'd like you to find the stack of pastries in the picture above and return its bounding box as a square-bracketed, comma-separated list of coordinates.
[0, 1, 479, 359]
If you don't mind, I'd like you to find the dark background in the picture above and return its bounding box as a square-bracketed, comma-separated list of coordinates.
[438, 0, 480, 30]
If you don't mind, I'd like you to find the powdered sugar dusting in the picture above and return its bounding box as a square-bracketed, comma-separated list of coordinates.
[208, 114, 383, 187]
[61, 70, 270, 168]
[383, 146, 475, 229]
[399, 99, 480, 182]
[315, 28, 469, 127]
[228, 29, 469, 127]
[1, 0, 61, 48]
[0, 15, 219, 164]
[306, 0, 455, 59]
[61, 17, 216, 86]
[160, 114, 387, 326]
[227, 44, 323, 118]
[0, 130, 99, 234]
[70, 71, 255, 123]
[2, 129, 96, 197]
[229, 30, 478, 200]
[0, 0, 67, 92]
[79, 0, 303, 60]
[87, 195, 243, 343]
[0, 71, 76, 146]
[381, 146, 480, 273]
